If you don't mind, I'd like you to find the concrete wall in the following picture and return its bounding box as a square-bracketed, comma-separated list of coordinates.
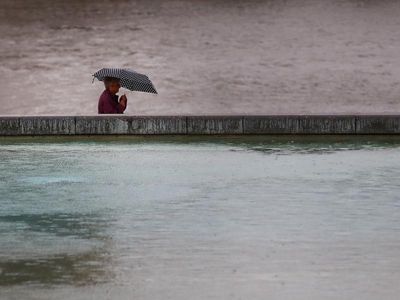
[0, 115, 400, 135]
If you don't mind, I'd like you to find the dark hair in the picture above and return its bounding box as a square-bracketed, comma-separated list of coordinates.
[104, 77, 120, 87]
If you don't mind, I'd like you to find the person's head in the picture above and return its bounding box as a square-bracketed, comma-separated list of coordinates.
[104, 77, 121, 94]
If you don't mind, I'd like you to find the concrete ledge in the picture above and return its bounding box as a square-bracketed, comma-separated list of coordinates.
[243, 115, 298, 134]
[0, 116, 75, 135]
[356, 115, 400, 134]
[19, 116, 75, 135]
[129, 116, 186, 134]
[1, 115, 400, 135]
[75, 116, 186, 134]
[297, 115, 355, 134]
[76, 116, 129, 134]
[187, 116, 243, 134]
[0, 117, 20, 136]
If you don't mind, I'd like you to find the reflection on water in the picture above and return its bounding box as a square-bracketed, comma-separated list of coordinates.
[0, 213, 110, 239]
[0, 251, 110, 286]
[245, 142, 378, 155]
[19, 176, 86, 185]
[1, 137, 400, 299]
[0, 212, 112, 286]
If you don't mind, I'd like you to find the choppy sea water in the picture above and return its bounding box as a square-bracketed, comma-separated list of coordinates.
[1, 0, 400, 115]
[0, 136, 400, 300]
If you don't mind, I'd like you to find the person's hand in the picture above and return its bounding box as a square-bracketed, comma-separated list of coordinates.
[119, 94, 127, 107]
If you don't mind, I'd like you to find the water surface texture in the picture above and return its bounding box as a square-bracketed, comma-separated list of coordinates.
[0, 136, 400, 300]
[1, 0, 400, 115]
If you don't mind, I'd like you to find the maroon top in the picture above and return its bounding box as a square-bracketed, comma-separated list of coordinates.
[98, 89, 126, 114]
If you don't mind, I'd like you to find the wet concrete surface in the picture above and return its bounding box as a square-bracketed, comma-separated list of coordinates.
[1, 0, 400, 115]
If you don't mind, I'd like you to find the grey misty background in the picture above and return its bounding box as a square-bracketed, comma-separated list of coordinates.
[0, 0, 399, 115]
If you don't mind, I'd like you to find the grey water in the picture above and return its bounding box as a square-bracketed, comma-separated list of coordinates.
[1, 0, 400, 115]
[0, 136, 400, 300]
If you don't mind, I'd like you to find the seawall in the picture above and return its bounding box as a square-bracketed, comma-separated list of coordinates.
[1, 115, 400, 135]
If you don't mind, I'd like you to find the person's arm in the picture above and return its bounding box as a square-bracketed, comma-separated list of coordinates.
[116, 103, 125, 114]
[117, 95, 127, 113]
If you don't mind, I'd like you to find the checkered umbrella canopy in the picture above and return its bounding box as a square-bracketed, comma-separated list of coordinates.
[93, 68, 157, 94]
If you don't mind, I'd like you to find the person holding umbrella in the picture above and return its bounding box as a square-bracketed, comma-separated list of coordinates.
[93, 68, 158, 114]
[98, 77, 128, 114]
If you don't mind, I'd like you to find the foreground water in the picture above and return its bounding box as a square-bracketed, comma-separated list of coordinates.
[0, 136, 400, 300]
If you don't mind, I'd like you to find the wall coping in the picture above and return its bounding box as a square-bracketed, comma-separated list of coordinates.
[1, 115, 400, 135]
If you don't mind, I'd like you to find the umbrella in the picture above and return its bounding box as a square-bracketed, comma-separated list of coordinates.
[93, 68, 157, 94]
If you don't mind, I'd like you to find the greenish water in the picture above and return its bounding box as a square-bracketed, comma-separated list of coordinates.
[1, 136, 400, 300]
